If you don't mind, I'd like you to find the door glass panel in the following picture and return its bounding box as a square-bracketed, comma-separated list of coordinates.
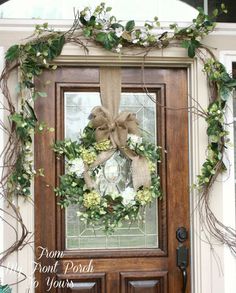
[65, 91, 158, 249]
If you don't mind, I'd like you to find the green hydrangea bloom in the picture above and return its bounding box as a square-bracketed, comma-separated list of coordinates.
[80, 148, 97, 164]
[94, 139, 111, 151]
[83, 190, 101, 208]
[136, 188, 152, 205]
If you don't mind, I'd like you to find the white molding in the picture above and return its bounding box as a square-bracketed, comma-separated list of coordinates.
[0, 46, 4, 285]
[219, 51, 236, 293]
[0, 19, 235, 35]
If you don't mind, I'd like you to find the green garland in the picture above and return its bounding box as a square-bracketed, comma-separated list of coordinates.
[1, 2, 236, 241]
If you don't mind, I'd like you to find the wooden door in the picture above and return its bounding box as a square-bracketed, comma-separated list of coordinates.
[35, 66, 189, 293]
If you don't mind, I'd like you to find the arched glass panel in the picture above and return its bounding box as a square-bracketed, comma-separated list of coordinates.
[0, 0, 198, 21]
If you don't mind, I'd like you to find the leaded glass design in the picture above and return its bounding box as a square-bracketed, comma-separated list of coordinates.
[96, 151, 132, 196]
[65, 91, 159, 249]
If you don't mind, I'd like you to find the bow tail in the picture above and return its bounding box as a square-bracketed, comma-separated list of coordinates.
[131, 156, 151, 190]
[121, 148, 151, 191]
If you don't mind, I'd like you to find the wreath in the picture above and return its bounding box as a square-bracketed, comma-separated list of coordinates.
[53, 106, 162, 234]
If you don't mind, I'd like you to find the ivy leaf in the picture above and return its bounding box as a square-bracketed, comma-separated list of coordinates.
[83, 28, 92, 37]
[95, 32, 117, 50]
[181, 39, 200, 58]
[106, 6, 112, 12]
[96, 32, 107, 43]
[80, 16, 88, 25]
[111, 23, 124, 30]
[47, 35, 65, 60]
[125, 20, 135, 32]
[9, 113, 23, 126]
[37, 91, 48, 98]
[181, 40, 190, 49]
[219, 86, 231, 101]
[225, 79, 236, 88]
[188, 43, 196, 58]
[88, 15, 96, 26]
[212, 8, 219, 18]
[25, 101, 38, 122]
[5, 44, 20, 61]
[24, 80, 35, 89]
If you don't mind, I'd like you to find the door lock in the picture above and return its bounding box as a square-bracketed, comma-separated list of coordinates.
[176, 227, 188, 293]
[176, 227, 188, 243]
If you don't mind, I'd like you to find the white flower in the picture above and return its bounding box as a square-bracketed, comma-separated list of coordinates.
[122, 187, 136, 205]
[127, 134, 142, 144]
[103, 13, 111, 21]
[68, 158, 84, 177]
[115, 43, 123, 53]
[143, 41, 149, 47]
[84, 12, 90, 22]
[132, 39, 139, 44]
[140, 30, 148, 40]
[115, 27, 123, 37]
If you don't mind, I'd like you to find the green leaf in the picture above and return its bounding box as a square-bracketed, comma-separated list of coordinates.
[25, 101, 38, 122]
[95, 32, 117, 50]
[221, 3, 226, 10]
[95, 32, 107, 43]
[83, 28, 92, 37]
[106, 6, 112, 12]
[181, 40, 190, 49]
[225, 80, 236, 88]
[88, 15, 96, 26]
[111, 23, 124, 30]
[9, 113, 23, 125]
[212, 8, 219, 18]
[219, 86, 231, 101]
[5, 44, 20, 61]
[37, 91, 47, 98]
[181, 39, 200, 58]
[47, 35, 65, 60]
[188, 43, 196, 58]
[80, 16, 88, 25]
[125, 20, 135, 32]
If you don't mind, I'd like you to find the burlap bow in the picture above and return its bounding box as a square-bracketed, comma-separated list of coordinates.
[83, 106, 151, 191]
[82, 67, 151, 191]
[91, 106, 140, 147]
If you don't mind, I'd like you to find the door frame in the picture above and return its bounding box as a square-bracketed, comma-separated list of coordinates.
[34, 48, 202, 293]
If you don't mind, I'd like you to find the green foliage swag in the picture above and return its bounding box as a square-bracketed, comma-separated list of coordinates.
[3, 3, 236, 233]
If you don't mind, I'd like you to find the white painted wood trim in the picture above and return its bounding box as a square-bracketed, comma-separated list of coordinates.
[219, 51, 236, 293]
[0, 46, 4, 286]
[0, 18, 235, 35]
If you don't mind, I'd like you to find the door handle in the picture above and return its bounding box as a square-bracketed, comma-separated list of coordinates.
[176, 227, 188, 293]
[180, 266, 187, 293]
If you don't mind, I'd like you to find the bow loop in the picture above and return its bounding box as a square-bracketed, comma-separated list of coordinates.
[90, 106, 139, 146]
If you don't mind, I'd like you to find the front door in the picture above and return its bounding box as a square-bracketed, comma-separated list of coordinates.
[35, 66, 190, 293]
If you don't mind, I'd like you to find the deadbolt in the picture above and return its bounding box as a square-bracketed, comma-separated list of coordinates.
[176, 227, 188, 243]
